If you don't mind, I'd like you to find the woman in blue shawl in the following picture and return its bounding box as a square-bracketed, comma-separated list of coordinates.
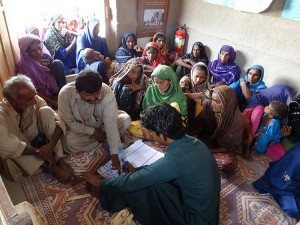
[115, 32, 142, 64]
[253, 142, 300, 219]
[76, 17, 110, 73]
[230, 64, 267, 110]
[209, 45, 241, 85]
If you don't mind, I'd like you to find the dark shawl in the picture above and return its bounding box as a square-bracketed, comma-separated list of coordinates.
[245, 84, 294, 109]
[115, 32, 141, 64]
[182, 42, 209, 65]
[43, 13, 73, 57]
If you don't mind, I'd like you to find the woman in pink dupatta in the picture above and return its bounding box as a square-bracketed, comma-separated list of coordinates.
[24, 25, 50, 55]
[17, 34, 64, 107]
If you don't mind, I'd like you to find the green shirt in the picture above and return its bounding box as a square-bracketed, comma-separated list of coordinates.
[101, 135, 220, 225]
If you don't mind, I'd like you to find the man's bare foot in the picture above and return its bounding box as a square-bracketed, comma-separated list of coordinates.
[70, 175, 86, 185]
[81, 173, 101, 198]
[57, 158, 74, 175]
[46, 165, 74, 184]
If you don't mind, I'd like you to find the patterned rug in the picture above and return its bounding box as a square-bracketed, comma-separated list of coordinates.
[220, 152, 297, 225]
[22, 136, 297, 225]
[22, 144, 111, 225]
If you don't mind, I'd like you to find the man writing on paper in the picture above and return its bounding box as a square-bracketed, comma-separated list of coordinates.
[83, 103, 220, 225]
[58, 69, 131, 170]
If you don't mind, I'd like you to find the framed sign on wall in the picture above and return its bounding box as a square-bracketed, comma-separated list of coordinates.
[137, 0, 169, 37]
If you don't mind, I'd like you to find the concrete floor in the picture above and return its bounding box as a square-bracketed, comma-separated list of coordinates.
[2, 176, 27, 205]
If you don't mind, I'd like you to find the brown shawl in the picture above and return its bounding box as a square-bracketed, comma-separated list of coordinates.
[211, 85, 244, 151]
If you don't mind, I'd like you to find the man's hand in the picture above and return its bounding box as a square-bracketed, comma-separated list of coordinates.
[81, 173, 101, 198]
[111, 154, 121, 171]
[36, 143, 55, 166]
[122, 161, 136, 173]
[93, 128, 106, 143]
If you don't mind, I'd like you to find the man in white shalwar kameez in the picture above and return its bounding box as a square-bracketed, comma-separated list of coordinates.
[58, 69, 131, 170]
[0, 75, 73, 183]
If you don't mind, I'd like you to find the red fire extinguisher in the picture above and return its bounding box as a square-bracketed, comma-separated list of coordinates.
[174, 24, 187, 57]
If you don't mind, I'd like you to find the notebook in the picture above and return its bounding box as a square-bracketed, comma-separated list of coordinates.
[97, 139, 164, 178]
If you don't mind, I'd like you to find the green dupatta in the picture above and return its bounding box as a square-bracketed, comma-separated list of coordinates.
[142, 65, 187, 115]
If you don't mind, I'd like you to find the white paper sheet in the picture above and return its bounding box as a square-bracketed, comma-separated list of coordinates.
[97, 140, 164, 178]
[234, 0, 273, 13]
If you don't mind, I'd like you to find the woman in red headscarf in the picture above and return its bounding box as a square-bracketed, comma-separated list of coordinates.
[139, 42, 166, 77]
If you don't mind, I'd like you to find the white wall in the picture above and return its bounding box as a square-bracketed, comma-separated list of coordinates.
[109, 0, 300, 90]
[167, 0, 300, 90]
[107, 0, 138, 56]
[108, 0, 181, 56]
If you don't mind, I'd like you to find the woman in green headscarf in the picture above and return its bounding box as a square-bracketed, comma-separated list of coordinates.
[142, 65, 188, 126]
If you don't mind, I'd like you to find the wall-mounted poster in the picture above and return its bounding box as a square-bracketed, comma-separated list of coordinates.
[137, 0, 169, 37]
[282, 0, 300, 21]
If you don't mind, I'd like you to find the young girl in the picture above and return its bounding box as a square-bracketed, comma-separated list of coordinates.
[180, 62, 212, 132]
[255, 100, 288, 154]
[139, 42, 166, 77]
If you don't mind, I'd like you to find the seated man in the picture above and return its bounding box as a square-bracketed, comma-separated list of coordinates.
[0, 75, 73, 183]
[82, 48, 109, 84]
[83, 103, 220, 225]
[58, 69, 131, 170]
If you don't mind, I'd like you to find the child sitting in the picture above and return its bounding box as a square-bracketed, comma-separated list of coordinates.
[255, 100, 288, 154]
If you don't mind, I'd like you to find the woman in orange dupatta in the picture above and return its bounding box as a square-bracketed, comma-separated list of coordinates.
[139, 42, 166, 77]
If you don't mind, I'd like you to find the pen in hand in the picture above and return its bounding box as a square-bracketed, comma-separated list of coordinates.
[121, 159, 129, 171]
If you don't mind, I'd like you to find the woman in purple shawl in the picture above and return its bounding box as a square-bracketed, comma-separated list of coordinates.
[25, 25, 51, 56]
[209, 45, 241, 85]
[17, 34, 66, 107]
[76, 17, 110, 73]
